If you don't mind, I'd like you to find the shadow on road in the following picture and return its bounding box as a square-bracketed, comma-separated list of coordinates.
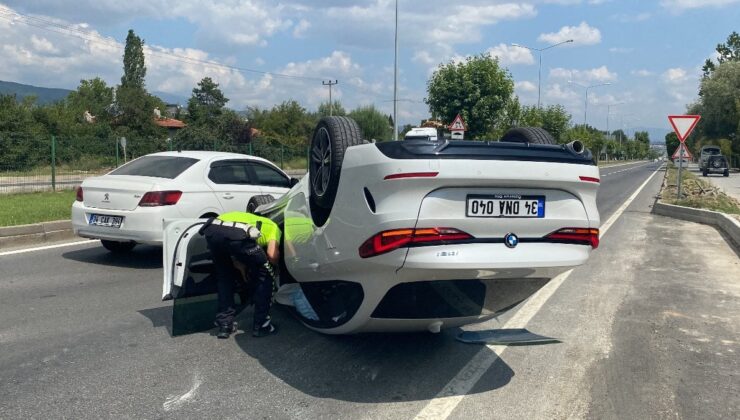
[62, 245, 163, 269]
[231, 306, 514, 403]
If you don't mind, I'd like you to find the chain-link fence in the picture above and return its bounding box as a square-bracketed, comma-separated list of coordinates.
[0, 133, 309, 194]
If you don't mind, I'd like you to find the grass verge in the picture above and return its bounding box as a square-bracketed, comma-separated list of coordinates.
[0, 190, 76, 227]
[660, 164, 740, 215]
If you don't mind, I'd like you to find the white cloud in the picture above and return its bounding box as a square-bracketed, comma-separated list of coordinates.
[550, 66, 618, 82]
[538, 22, 601, 46]
[660, 0, 740, 11]
[515, 81, 537, 92]
[488, 43, 535, 65]
[631, 69, 654, 77]
[662, 67, 689, 84]
[292, 19, 311, 38]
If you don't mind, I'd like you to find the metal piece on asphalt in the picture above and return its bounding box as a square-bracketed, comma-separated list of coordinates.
[456, 328, 559, 345]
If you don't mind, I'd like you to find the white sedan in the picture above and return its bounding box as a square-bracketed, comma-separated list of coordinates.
[72, 151, 295, 252]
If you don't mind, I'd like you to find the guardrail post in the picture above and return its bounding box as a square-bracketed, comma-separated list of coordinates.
[51, 135, 56, 191]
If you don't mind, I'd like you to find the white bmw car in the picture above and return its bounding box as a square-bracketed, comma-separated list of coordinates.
[163, 117, 600, 335]
[72, 151, 295, 252]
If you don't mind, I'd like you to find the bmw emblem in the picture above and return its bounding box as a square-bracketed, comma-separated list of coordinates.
[504, 233, 519, 249]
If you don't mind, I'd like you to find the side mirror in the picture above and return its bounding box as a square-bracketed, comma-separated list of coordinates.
[290, 177, 300, 187]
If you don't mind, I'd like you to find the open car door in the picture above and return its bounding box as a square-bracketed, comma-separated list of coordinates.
[162, 219, 221, 336]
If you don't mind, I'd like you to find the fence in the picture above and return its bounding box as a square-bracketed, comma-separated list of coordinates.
[0, 133, 309, 194]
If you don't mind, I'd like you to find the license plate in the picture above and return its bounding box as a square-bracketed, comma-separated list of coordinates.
[89, 214, 124, 228]
[466, 194, 545, 218]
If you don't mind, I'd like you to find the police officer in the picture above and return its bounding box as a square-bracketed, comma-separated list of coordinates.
[201, 211, 281, 339]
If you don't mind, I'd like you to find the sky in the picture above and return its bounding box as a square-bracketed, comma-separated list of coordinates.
[0, 0, 738, 136]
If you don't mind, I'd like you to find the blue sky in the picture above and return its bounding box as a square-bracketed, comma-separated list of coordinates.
[0, 0, 738, 136]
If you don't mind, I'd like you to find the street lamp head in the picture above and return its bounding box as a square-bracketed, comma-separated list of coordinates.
[566, 39, 574, 43]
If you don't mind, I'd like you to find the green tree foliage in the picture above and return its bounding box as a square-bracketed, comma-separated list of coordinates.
[248, 100, 316, 147]
[634, 131, 650, 145]
[317, 101, 346, 117]
[693, 62, 740, 142]
[187, 77, 228, 126]
[348, 105, 392, 140]
[565, 124, 606, 159]
[515, 104, 571, 142]
[665, 132, 679, 158]
[66, 78, 114, 122]
[0, 95, 48, 168]
[121, 29, 146, 89]
[702, 31, 740, 77]
[426, 54, 514, 139]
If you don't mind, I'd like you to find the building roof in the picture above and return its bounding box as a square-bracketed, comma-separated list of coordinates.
[155, 118, 186, 129]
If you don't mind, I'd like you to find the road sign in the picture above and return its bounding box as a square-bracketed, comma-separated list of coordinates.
[671, 143, 693, 160]
[668, 115, 701, 143]
[448, 114, 466, 132]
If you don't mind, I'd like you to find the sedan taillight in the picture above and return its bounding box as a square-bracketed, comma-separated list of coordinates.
[75, 186, 83, 202]
[545, 228, 600, 248]
[359, 227, 472, 258]
[138, 190, 182, 207]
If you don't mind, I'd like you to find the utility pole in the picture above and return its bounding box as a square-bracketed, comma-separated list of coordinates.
[511, 39, 572, 108]
[393, 0, 399, 140]
[322, 80, 338, 116]
[568, 81, 612, 126]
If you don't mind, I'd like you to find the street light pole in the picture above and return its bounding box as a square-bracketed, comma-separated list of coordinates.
[511, 39, 573, 108]
[606, 102, 624, 141]
[393, 0, 399, 140]
[568, 81, 612, 126]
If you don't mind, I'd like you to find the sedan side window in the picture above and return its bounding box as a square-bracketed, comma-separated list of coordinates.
[250, 162, 291, 188]
[208, 161, 254, 185]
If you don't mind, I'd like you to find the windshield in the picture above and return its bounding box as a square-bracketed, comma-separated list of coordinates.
[703, 148, 720, 155]
[110, 156, 199, 179]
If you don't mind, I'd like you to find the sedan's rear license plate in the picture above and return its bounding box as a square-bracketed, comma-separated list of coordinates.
[89, 214, 123, 228]
[466, 194, 545, 218]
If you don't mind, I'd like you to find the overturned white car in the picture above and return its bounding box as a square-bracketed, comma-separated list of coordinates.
[163, 117, 600, 335]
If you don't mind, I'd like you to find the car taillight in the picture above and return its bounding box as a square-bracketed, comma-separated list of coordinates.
[138, 190, 182, 207]
[545, 228, 599, 248]
[359, 227, 472, 258]
[75, 186, 83, 202]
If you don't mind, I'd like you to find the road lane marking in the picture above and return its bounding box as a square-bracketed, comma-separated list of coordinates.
[414, 165, 664, 420]
[0, 240, 94, 257]
[163, 373, 201, 412]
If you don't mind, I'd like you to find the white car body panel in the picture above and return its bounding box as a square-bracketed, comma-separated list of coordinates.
[72, 151, 290, 245]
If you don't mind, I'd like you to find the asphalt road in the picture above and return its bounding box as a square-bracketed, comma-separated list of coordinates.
[2, 160, 738, 419]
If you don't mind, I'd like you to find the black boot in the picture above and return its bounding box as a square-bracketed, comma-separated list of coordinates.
[217, 322, 237, 339]
[252, 319, 278, 337]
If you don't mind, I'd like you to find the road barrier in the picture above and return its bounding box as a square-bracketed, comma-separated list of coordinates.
[653, 201, 740, 252]
[0, 220, 76, 250]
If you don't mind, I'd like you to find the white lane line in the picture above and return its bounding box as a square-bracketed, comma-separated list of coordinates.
[0, 240, 94, 257]
[413, 165, 664, 420]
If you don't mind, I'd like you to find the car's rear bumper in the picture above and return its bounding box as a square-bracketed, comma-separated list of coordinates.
[71, 201, 181, 244]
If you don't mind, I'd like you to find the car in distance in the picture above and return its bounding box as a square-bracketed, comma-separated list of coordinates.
[404, 127, 438, 141]
[163, 118, 601, 335]
[699, 145, 721, 171]
[702, 154, 730, 177]
[72, 151, 295, 252]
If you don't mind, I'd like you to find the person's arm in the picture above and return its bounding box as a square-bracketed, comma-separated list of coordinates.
[266, 239, 280, 265]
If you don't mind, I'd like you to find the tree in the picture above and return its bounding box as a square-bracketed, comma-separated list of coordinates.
[634, 131, 650, 145]
[67, 78, 114, 122]
[665, 132, 679, 158]
[0, 95, 48, 169]
[248, 100, 316, 147]
[702, 31, 740, 77]
[348, 105, 392, 140]
[317, 101, 346, 117]
[121, 29, 146, 89]
[565, 124, 606, 160]
[187, 77, 228, 126]
[426, 54, 514, 139]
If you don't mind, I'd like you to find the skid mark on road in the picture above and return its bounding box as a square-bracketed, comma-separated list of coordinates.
[163, 373, 202, 412]
[414, 165, 663, 420]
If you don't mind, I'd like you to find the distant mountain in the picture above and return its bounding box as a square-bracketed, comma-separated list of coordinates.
[0, 80, 72, 105]
[152, 91, 188, 105]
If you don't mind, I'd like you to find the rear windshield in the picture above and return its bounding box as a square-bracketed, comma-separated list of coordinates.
[110, 156, 199, 179]
[703, 147, 720, 155]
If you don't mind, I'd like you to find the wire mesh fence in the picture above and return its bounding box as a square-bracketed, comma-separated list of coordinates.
[0, 133, 309, 194]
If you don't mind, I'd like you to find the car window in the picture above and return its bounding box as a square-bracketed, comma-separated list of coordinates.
[703, 147, 720, 155]
[208, 160, 254, 184]
[249, 162, 290, 188]
[110, 156, 199, 179]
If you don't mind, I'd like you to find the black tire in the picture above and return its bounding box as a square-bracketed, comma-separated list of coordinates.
[100, 240, 136, 253]
[702, 170, 708, 177]
[500, 127, 557, 145]
[247, 194, 275, 213]
[309, 116, 364, 211]
[724, 170, 730, 177]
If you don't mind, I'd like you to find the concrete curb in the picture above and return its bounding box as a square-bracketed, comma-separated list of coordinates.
[652, 201, 740, 252]
[0, 220, 75, 250]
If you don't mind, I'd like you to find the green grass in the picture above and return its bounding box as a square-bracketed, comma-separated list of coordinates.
[0, 190, 76, 227]
[661, 164, 740, 215]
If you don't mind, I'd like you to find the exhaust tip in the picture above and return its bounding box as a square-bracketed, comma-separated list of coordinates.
[567, 140, 585, 155]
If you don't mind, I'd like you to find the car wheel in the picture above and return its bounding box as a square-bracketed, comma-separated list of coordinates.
[308, 116, 364, 225]
[500, 127, 557, 145]
[724, 170, 730, 177]
[100, 240, 136, 253]
[247, 194, 275, 213]
[702, 170, 708, 177]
